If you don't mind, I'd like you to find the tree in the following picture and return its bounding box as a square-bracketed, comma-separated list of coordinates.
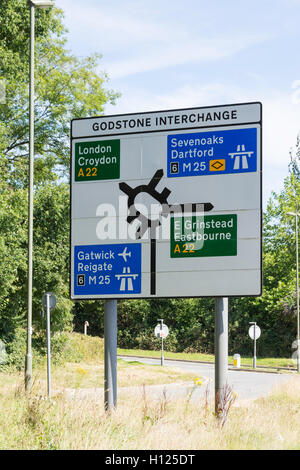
[0, 0, 119, 188]
[0, 182, 73, 339]
[228, 173, 299, 356]
[0, 182, 27, 337]
[32, 183, 73, 332]
[0, 1, 119, 348]
[289, 132, 300, 178]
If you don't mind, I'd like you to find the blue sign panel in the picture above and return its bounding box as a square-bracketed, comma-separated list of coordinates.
[74, 243, 141, 296]
[167, 127, 257, 178]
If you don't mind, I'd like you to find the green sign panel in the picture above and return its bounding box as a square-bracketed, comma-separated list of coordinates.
[170, 214, 237, 258]
[75, 139, 120, 181]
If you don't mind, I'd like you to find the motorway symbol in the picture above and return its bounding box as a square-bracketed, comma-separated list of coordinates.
[228, 144, 254, 170]
[115, 267, 138, 291]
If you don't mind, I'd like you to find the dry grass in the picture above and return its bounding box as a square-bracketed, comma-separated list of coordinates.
[12, 359, 197, 391]
[0, 333, 299, 449]
[0, 365, 300, 449]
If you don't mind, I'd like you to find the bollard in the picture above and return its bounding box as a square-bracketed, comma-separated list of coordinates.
[233, 353, 241, 368]
[84, 321, 89, 336]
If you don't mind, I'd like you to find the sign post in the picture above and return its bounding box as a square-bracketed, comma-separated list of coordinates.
[155, 319, 169, 366]
[104, 300, 117, 410]
[248, 322, 261, 369]
[42, 292, 56, 399]
[215, 297, 228, 416]
[70, 102, 262, 412]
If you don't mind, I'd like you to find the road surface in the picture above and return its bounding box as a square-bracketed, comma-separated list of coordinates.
[118, 355, 298, 403]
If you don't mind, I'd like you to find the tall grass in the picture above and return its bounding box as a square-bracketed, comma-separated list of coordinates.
[0, 333, 299, 450]
[0, 375, 300, 449]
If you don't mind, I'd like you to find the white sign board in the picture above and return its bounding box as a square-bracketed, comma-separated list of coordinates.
[154, 324, 169, 339]
[70, 102, 262, 299]
[248, 325, 261, 340]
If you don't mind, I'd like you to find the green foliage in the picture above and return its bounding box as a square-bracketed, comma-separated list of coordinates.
[65, 332, 104, 362]
[73, 300, 105, 337]
[0, 0, 119, 187]
[0, 183, 28, 335]
[32, 183, 73, 332]
[135, 329, 179, 352]
[0, 1, 118, 365]
[228, 173, 299, 356]
[4, 327, 28, 370]
[1, 329, 103, 370]
[0, 183, 73, 340]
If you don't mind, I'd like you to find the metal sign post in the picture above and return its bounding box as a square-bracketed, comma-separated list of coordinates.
[46, 294, 52, 399]
[42, 292, 56, 399]
[160, 334, 164, 367]
[159, 319, 164, 366]
[249, 322, 261, 369]
[104, 300, 117, 411]
[155, 320, 169, 366]
[215, 297, 228, 416]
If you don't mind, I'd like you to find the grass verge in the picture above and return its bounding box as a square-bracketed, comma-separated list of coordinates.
[18, 359, 198, 391]
[0, 370, 299, 449]
[0, 333, 299, 450]
[118, 348, 296, 369]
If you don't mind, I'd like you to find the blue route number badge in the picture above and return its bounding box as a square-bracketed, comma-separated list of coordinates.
[167, 127, 258, 178]
[74, 243, 141, 296]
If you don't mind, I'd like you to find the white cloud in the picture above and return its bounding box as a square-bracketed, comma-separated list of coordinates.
[105, 82, 248, 114]
[57, 0, 268, 79]
[57, 0, 188, 49]
[103, 35, 266, 80]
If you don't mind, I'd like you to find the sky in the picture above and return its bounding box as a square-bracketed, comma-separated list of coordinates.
[55, 0, 300, 207]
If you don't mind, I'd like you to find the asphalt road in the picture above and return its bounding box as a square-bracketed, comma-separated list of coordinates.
[118, 355, 299, 403]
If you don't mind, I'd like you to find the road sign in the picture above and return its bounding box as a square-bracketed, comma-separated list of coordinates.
[154, 323, 169, 339]
[73, 243, 141, 296]
[42, 292, 56, 310]
[70, 102, 262, 299]
[248, 324, 261, 340]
